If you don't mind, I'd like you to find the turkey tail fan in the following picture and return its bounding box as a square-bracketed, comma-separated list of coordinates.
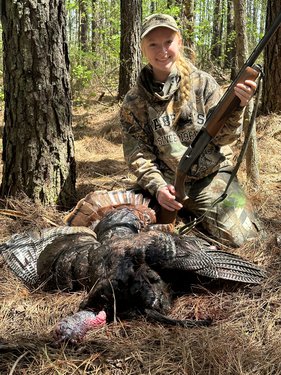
[144, 309, 212, 328]
[0, 226, 97, 288]
[64, 189, 151, 227]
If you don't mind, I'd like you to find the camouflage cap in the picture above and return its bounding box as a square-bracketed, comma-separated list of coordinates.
[141, 14, 179, 39]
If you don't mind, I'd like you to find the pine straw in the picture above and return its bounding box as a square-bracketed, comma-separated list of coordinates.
[0, 105, 281, 374]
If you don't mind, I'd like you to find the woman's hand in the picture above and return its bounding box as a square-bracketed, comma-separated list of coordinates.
[157, 185, 183, 212]
[234, 79, 257, 107]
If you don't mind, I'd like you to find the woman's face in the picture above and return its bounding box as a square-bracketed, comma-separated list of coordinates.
[142, 27, 182, 82]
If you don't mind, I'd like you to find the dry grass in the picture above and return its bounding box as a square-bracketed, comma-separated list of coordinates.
[0, 97, 281, 374]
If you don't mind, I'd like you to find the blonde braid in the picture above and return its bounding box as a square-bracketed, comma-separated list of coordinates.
[173, 50, 193, 121]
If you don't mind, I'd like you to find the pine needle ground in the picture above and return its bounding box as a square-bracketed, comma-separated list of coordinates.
[0, 100, 281, 375]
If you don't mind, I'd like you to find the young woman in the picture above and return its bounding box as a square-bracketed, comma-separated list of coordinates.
[120, 14, 261, 247]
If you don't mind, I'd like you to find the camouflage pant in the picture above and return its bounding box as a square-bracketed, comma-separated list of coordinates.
[181, 171, 261, 247]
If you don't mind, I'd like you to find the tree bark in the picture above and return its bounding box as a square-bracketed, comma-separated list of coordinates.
[80, 0, 89, 52]
[261, 0, 281, 114]
[233, 0, 248, 69]
[91, 0, 98, 58]
[225, 0, 236, 79]
[183, 0, 195, 51]
[233, 0, 260, 188]
[1, 0, 76, 207]
[118, 0, 142, 100]
[211, 0, 222, 63]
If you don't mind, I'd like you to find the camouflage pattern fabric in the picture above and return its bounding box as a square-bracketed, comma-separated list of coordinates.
[181, 171, 261, 247]
[120, 63, 244, 196]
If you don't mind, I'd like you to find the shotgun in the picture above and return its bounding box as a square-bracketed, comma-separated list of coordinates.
[157, 11, 281, 224]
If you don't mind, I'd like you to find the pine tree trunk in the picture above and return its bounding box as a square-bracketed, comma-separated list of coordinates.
[261, 0, 281, 114]
[0, 0, 76, 207]
[183, 0, 195, 51]
[91, 0, 98, 64]
[211, 0, 222, 63]
[233, 0, 260, 189]
[233, 0, 248, 68]
[225, 0, 236, 79]
[80, 0, 88, 52]
[118, 0, 142, 100]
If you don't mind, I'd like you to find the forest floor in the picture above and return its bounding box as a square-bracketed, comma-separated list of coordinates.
[0, 95, 281, 374]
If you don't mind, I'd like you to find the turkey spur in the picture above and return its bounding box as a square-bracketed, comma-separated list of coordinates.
[0, 190, 266, 344]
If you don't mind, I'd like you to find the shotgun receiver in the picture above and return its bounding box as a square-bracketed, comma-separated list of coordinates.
[157, 12, 281, 224]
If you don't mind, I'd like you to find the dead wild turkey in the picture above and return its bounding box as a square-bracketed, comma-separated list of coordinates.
[0, 190, 266, 344]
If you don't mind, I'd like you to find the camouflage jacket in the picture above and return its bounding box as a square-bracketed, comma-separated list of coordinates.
[120, 63, 244, 196]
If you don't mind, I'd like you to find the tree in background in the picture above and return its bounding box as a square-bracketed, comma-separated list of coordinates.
[261, 0, 281, 114]
[79, 0, 89, 52]
[183, 0, 195, 51]
[233, 0, 248, 69]
[118, 0, 142, 99]
[0, 0, 76, 207]
[211, 0, 223, 64]
[225, 0, 236, 79]
[233, 0, 260, 188]
[91, 0, 98, 59]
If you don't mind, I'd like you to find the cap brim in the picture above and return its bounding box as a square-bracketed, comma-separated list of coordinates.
[141, 25, 179, 39]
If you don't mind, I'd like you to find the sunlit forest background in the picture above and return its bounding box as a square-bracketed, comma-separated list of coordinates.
[66, 0, 266, 99]
[0, 0, 267, 103]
